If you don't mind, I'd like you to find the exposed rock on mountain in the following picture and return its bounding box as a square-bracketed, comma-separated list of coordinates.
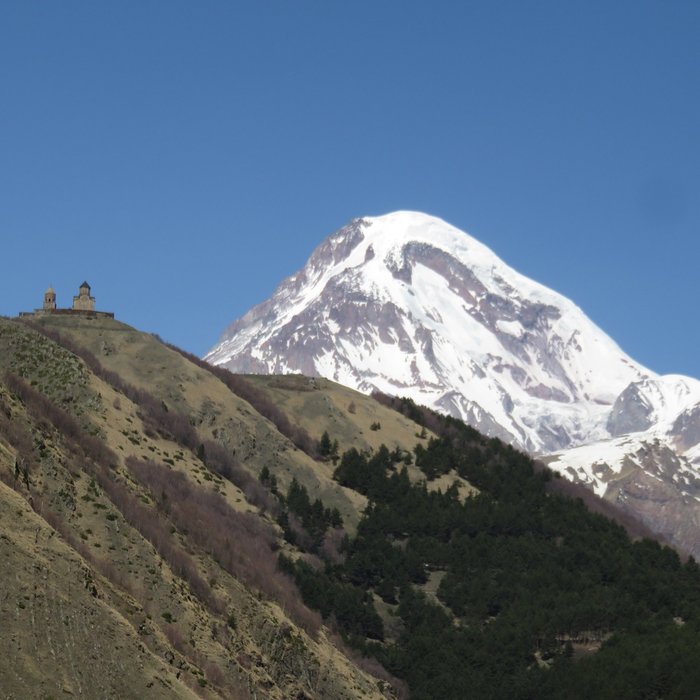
[207, 212, 654, 453]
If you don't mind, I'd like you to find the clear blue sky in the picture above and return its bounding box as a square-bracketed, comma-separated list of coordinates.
[1, 2, 698, 377]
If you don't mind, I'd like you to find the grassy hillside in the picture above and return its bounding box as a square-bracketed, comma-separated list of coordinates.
[246, 375, 474, 501]
[30, 315, 384, 529]
[0, 316, 402, 699]
[3, 313, 700, 699]
[0, 476, 197, 700]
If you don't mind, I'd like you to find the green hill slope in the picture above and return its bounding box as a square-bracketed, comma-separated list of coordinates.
[0, 316, 403, 699]
[2, 314, 700, 699]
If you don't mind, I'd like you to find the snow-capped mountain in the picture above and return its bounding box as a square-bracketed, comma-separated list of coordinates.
[207, 211, 700, 553]
[207, 211, 657, 452]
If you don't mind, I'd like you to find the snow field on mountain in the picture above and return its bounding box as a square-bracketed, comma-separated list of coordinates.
[207, 211, 700, 495]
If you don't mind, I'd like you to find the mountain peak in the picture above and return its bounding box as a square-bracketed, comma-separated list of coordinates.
[340, 211, 505, 285]
[206, 213, 652, 453]
[365, 210, 488, 251]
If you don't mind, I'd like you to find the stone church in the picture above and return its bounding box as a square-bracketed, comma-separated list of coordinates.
[22, 282, 113, 318]
[71, 281, 95, 311]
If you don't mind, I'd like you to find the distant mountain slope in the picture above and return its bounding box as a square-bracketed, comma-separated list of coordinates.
[206, 211, 700, 555]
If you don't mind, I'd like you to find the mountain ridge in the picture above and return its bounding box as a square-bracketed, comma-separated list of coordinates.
[207, 211, 697, 452]
[206, 211, 700, 557]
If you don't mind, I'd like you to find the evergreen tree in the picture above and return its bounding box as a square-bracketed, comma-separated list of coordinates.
[318, 430, 332, 457]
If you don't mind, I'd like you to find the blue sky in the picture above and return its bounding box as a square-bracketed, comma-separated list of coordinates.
[1, 2, 698, 376]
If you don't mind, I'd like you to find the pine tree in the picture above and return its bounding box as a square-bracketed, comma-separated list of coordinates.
[319, 431, 332, 457]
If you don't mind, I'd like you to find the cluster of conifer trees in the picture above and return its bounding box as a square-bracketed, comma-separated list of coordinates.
[281, 399, 700, 699]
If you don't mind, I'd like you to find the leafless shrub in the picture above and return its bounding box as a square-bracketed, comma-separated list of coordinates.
[163, 623, 186, 652]
[33, 499, 69, 539]
[0, 472, 94, 565]
[17, 322, 323, 636]
[0, 463, 138, 604]
[21, 325, 292, 518]
[329, 629, 409, 700]
[164, 343, 320, 459]
[20, 322, 201, 449]
[4, 372, 117, 468]
[92, 555, 135, 595]
[162, 621, 237, 697]
[300, 552, 324, 571]
[203, 661, 226, 689]
[1, 381, 221, 616]
[320, 527, 347, 565]
[22, 324, 280, 513]
[0, 468, 22, 495]
[286, 511, 315, 551]
[127, 457, 321, 637]
[198, 439, 278, 514]
[90, 462, 222, 614]
[241, 477, 279, 513]
[372, 390, 444, 434]
[0, 399, 36, 469]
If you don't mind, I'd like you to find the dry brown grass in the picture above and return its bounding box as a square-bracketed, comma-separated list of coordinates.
[247, 374, 435, 457]
[0, 477, 198, 699]
[0, 316, 399, 700]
